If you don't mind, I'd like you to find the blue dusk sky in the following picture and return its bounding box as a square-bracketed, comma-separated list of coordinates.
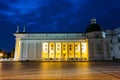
[0, 0, 120, 52]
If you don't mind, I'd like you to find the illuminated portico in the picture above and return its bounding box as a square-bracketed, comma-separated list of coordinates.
[42, 40, 89, 61]
[14, 33, 89, 61]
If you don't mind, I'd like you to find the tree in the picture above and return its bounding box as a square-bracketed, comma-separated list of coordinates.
[11, 48, 15, 58]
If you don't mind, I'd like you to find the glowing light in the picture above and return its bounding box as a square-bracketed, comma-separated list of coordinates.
[56, 43, 61, 58]
[68, 42, 74, 58]
[62, 43, 68, 61]
[14, 40, 21, 61]
[81, 42, 87, 53]
[41, 40, 89, 61]
[75, 42, 80, 58]
[81, 40, 89, 61]
[49, 42, 55, 59]
[42, 43, 48, 58]
[0, 53, 3, 57]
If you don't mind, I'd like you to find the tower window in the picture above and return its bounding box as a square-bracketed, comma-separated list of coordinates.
[111, 47, 113, 51]
[75, 45, 78, 47]
[69, 45, 72, 47]
[118, 38, 120, 42]
[57, 44, 59, 47]
[63, 48, 65, 50]
[57, 48, 59, 50]
[110, 39, 112, 44]
[51, 45, 53, 47]
[96, 34, 99, 38]
[69, 48, 72, 50]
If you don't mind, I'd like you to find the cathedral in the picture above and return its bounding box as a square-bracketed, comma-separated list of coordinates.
[14, 18, 112, 61]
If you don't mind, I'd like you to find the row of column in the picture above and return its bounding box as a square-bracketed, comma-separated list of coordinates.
[14, 40, 88, 61]
[42, 42, 88, 61]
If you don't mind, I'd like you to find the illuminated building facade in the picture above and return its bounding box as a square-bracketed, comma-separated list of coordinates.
[14, 19, 112, 61]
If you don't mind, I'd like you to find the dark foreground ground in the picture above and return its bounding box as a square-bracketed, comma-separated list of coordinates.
[0, 61, 120, 80]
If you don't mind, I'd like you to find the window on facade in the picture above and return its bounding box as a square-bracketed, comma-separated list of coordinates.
[45, 48, 48, 50]
[118, 38, 120, 42]
[119, 46, 120, 50]
[50, 58, 53, 60]
[69, 48, 72, 50]
[75, 45, 78, 47]
[111, 47, 113, 51]
[51, 48, 53, 50]
[84, 58, 86, 60]
[57, 48, 59, 50]
[69, 45, 72, 47]
[110, 39, 112, 44]
[51, 53, 53, 55]
[96, 34, 99, 38]
[76, 58, 78, 60]
[51, 45, 53, 47]
[75, 48, 78, 50]
[57, 44, 59, 47]
[45, 44, 47, 47]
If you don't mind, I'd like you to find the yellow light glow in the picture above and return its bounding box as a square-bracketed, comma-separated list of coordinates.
[0, 53, 3, 57]
[68, 42, 74, 58]
[81, 42, 87, 53]
[15, 40, 21, 60]
[56, 43, 61, 58]
[62, 43, 68, 61]
[75, 42, 80, 58]
[41, 40, 89, 61]
[49, 42, 55, 59]
[81, 40, 89, 61]
[42, 43, 48, 58]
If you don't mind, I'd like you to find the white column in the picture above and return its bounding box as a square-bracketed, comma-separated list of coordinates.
[34, 42, 37, 59]
[54, 42, 56, 61]
[40, 42, 42, 60]
[74, 42, 76, 60]
[25, 42, 28, 60]
[80, 42, 82, 60]
[38, 42, 41, 60]
[19, 41, 23, 60]
[14, 38, 20, 61]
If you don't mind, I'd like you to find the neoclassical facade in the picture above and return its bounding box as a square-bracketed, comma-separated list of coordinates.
[14, 19, 112, 61]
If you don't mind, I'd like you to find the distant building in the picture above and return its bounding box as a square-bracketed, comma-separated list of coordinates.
[0, 50, 7, 58]
[110, 27, 120, 59]
[13, 18, 112, 61]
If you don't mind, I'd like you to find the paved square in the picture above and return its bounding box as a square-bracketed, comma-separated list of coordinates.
[0, 62, 120, 79]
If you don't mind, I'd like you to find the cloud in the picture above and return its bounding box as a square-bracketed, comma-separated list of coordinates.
[10, 0, 40, 14]
[0, 0, 120, 51]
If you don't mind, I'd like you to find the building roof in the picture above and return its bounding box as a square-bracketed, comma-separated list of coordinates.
[86, 24, 103, 33]
[85, 18, 103, 33]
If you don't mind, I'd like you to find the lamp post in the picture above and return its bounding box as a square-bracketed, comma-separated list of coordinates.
[0, 53, 3, 58]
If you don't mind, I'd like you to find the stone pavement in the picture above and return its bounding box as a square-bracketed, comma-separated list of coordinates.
[0, 62, 120, 80]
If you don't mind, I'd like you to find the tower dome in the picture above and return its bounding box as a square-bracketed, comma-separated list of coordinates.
[86, 18, 103, 33]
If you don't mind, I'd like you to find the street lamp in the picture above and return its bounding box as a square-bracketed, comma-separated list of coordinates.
[0, 53, 3, 58]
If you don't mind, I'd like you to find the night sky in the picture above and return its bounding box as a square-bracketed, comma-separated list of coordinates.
[0, 0, 120, 52]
